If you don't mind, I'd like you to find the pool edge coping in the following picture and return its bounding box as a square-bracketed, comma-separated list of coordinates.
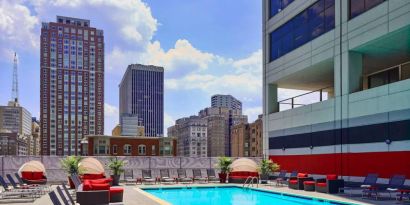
[137, 184, 367, 205]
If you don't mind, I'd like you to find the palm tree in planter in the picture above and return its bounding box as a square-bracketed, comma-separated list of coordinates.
[215, 156, 232, 183]
[107, 157, 126, 186]
[61, 156, 83, 188]
[258, 159, 280, 184]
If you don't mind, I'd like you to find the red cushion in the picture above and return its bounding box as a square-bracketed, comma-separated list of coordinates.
[304, 181, 315, 185]
[230, 171, 258, 177]
[289, 180, 298, 184]
[83, 180, 92, 191]
[32, 172, 44, 180]
[109, 187, 124, 194]
[22, 172, 32, 180]
[91, 183, 110, 191]
[89, 178, 112, 184]
[297, 173, 308, 178]
[326, 174, 338, 180]
[316, 182, 327, 187]
[83, 173, 105, 180]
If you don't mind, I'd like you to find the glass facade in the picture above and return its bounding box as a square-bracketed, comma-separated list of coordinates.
[269, 0, 294, 18]
[349, 0, 385, 19]
[269, 0, 335, 62]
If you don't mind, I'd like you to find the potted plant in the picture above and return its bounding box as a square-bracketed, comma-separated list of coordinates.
[258, 159, 279, 184]
[60, 156, 82, 188]
[107, 157, 126, 186]
[215, 156, 232, 183]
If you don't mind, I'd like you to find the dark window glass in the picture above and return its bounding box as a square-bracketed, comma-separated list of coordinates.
[350, 0, 385, 19]
[269, 0, 335, 62]
[269, 0, 295, 18]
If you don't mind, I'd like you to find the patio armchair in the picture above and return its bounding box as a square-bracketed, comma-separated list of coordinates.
[362, 174, 406, 200]
[288, 173, 313, 190]
[160, 169, 176, 184]
[192, 169, 208, 183]
[177, 169, 193, 184]
[207, 169, 220, 183]
[142, 170, 156, 185]
[315, 174, 344, 194]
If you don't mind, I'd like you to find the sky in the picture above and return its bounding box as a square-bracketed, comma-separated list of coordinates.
[0, 0, 304, 135]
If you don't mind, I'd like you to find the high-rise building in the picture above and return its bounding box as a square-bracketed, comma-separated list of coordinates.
[199, 107, 247, 157]
[168, 116, 207, 157]
[40, 16, 104, 155]
[264, 0, 410, 177]
[30, 118, 41, 156]
[231, 115, 263, 157]
[211, 94, 242, 112]
[119, 64, 164, 137]
[0, 101, 32, 136]
[119, 114, 144, 136]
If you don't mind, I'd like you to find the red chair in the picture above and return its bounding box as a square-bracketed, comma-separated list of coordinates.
[315, 174, 344, 194]
[288, 173, 313, 190]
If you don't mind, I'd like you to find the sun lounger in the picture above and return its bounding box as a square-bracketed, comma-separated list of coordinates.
[142, 170, 156, 185]
[207, 169, 220, 183]
[49, 191, 63, 205]
[192, 169, 207, 183]
[160, 169, 176, 184]
[274, 170, 287, 186]
[56, 186, 71, 205]
[61, 183, 75, 205]
[339, 173, 378, 195]
[177, 169, 193, 184]
[362, 175, 406, 200]
[123, 169, 136, 185]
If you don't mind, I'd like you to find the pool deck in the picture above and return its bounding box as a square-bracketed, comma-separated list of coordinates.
[5, 183, 410, 205]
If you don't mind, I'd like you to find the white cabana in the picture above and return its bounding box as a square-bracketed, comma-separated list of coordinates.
[18, 160, 46, 174]
[78, 157, 105, 174]
[231, 158, 258, 172]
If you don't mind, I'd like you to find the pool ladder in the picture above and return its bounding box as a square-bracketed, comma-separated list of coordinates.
[243, 176, 259, 188]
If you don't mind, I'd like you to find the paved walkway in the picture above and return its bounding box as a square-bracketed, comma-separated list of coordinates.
[4, 183, 410, 205]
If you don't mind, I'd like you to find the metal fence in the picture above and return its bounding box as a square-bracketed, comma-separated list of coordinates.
[0, 156, 262, 183]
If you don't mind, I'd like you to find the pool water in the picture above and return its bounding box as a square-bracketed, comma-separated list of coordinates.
[143, 186, 354, 205]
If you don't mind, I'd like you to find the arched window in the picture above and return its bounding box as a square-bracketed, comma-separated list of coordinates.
[138, 144, 146, 155]
[123, 144, 132, 155]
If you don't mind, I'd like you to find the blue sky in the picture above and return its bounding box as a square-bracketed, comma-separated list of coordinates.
[0, 0, 267, 135]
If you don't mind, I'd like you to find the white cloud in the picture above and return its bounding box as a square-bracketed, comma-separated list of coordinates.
[104, 103, 118, 118]
[244, 106, 262, 122]
[0, 0, 39, 60]
[164, 112, 175, 136]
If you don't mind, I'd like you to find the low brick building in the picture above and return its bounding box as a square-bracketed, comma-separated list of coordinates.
[82, 135, 177, 156]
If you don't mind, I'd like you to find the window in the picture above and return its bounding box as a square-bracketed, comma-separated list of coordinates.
[269, 0, 334, 62]
[138, 145, 146, 155]
[112, 145, 117, 155]
[269, 0, 295, 18]
[123, 144, 132, 155]
[151, 145, 156, 155]
[349, 0, 385, 19]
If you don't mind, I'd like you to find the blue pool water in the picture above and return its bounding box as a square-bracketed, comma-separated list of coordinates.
[143, 186, 354, 205]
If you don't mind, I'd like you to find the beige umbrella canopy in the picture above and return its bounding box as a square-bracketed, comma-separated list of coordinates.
[18, 160, 46, 174]
[78, 157, 105, 174]
[231, 158, 258, 172]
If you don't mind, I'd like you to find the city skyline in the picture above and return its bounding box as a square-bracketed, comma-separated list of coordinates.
[0, 0, 308, 136]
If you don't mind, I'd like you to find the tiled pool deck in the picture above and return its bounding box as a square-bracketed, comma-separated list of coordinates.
[8, 183, 409, 205]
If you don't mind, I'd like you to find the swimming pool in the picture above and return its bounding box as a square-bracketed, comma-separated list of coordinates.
[143, 186, 356, 205]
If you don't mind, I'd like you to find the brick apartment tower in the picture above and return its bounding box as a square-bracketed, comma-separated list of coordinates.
[40, 16, 104, 155]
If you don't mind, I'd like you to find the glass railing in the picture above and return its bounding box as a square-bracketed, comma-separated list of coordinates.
[278, 86, 333, 111]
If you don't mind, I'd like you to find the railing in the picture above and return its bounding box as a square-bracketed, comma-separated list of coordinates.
[243, 176, 259, 188]
[278, 86, 333, 111]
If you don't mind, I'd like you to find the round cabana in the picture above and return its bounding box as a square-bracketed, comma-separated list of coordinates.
[229, 158, 259, 183]
[78, 157, 107, 180]
[18, 160, 47, 184]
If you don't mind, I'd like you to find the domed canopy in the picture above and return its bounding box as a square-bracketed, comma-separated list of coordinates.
[78, 157, 105, 174]
[18, 160, 46, 174]
[231, 158, 258, 172]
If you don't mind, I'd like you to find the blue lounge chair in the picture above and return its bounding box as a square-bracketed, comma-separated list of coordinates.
[339, 173, 378, 195]
[362, 175, 406, 200]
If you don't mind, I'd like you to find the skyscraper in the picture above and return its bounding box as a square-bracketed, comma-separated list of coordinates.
[119, 64, 164, 137]
[211, 94, 242, 112]
[40, 16, 104, 155]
